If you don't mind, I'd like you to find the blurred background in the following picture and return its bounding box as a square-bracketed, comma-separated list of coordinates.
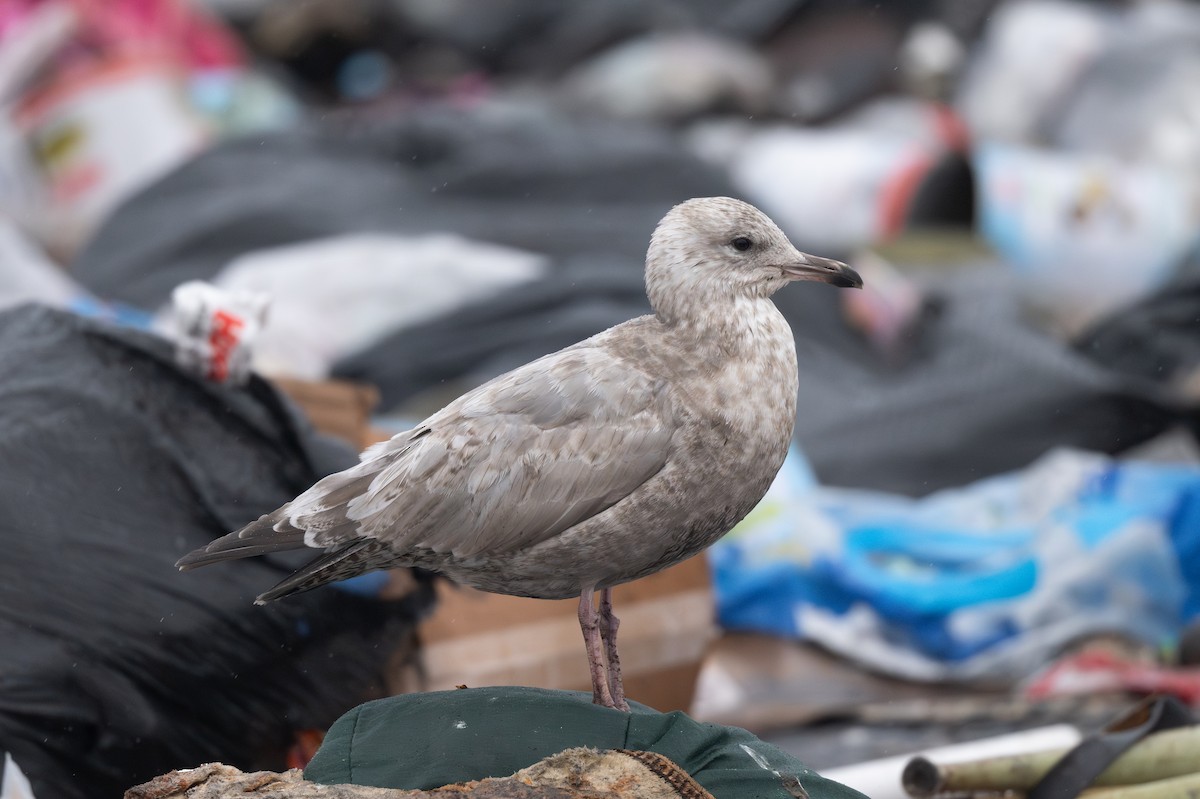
[3, 1, 1200, 798]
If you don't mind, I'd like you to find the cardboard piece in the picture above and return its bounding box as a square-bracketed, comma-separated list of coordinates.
[396, 555, 716, 713]
[272, 377, 380, 450]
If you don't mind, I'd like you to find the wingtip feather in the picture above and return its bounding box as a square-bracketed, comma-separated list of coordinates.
[174, 511, 310, 571]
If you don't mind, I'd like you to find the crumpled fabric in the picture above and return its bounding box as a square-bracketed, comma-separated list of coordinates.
[127, 748, 714, 799]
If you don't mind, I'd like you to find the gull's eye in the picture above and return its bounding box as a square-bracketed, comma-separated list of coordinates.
[731, 236, 753, 252]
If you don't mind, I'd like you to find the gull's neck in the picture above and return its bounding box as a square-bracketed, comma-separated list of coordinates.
[656, 292, 791, 361]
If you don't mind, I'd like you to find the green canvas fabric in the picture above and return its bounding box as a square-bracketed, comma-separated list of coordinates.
[306, 687, 867, 799]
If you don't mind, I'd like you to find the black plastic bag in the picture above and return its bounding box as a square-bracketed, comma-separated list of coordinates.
[0, 305, 434, 799]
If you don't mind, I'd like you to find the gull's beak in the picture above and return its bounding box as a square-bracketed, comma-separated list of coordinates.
[781, 253, 863, 289]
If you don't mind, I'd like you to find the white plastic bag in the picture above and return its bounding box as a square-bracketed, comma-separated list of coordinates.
[200, 233, 546, 380]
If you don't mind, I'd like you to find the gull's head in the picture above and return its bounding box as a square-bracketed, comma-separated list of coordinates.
[645, 197, 861, 322]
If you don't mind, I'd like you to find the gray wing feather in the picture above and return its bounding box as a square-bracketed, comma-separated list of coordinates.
[281, 347, 675, 559]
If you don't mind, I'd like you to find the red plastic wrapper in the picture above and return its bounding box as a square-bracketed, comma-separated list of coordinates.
[169, 280, 268, 386]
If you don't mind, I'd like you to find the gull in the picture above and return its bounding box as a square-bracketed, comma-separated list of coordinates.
[177, 197, 862, 710]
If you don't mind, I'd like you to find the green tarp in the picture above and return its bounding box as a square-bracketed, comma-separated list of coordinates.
[306, 687, 866, 799]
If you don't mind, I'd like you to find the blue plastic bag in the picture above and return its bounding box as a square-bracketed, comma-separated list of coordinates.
[709, 448, 1200, 681]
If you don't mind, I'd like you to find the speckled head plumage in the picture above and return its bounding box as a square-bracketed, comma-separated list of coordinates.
[644, 197, 861, 324]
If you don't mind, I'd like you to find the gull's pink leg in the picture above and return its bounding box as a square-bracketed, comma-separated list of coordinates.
[598, 587, 630, 712]
[577, 588, 617, 708]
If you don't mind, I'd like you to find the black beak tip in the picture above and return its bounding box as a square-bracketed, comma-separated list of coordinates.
[830, 265, 864, 289]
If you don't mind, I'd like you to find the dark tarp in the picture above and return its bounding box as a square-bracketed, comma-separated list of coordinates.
[785, 268, 1177, 494]
[1077, 275, 1200, 391]
[0, 304, 435, 799]
[1076, 272, 1200, 438]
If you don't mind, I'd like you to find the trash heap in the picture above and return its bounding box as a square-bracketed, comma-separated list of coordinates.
[1, 1, 1200, 798]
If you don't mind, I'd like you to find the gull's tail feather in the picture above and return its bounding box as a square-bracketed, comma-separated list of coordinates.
[254, 539, 388, 604]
